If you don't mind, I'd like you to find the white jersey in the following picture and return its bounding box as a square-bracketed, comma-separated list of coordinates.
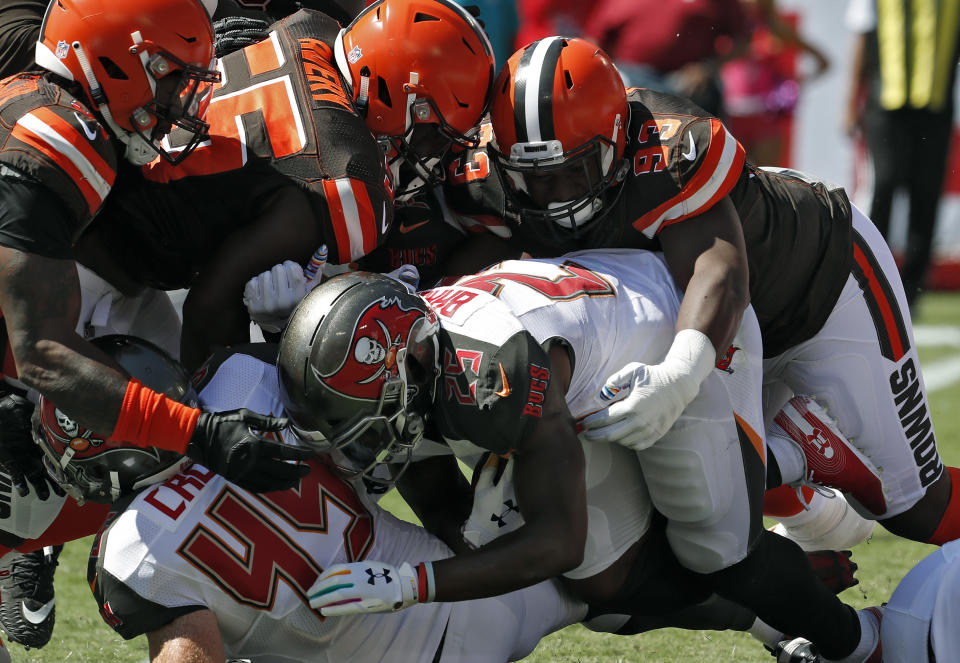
[883, 538, 960, 663]
[471, 250, 683, 420]
[424, 249, 759, 455]
[92, 348, 453, 663]
[74, 264, 181, 358]
[424, 249, 766, 576]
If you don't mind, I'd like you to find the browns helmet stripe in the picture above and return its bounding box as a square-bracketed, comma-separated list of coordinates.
[513, 37, 565, 144]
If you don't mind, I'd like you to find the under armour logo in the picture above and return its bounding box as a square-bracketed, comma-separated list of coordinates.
[365, 567, 393, 585]
[490, 499, 520, 528]
[806, 428, 835, 459]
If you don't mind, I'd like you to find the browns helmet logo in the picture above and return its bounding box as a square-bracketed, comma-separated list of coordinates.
[317, 296, 426, 400]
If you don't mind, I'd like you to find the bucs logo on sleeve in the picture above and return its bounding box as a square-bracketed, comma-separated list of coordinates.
[319, 296, 429, 400]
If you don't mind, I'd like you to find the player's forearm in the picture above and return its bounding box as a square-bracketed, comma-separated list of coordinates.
[431, 517, 582, 601]
[17, 340, 201, 452]
[430, 421, 586, 601]
[660, 197, 749, 356]
[14, 335, 129, 434]
[675, 247, 748, 357]
[397, 456, 473, 553]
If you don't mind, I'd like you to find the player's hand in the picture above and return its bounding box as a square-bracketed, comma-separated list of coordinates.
[0, 393, 64, 500]
[243, 261, 318, 333]
[187, 409, 312, 492]
[805, 550, 859, 594]
[212, 14, 271, 58]
[461, 453, 523, 549]
[581, 329, 715, 451]
[308, 561, 419, 616]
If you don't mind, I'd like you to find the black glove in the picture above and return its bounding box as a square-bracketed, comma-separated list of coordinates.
[213, 14, 272, 58]
[187, 409, 312, 492]
[0, 394, 64, 500]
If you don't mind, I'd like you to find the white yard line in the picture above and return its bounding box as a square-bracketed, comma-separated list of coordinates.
[922, 354, 960, 392]
[914, 325, 960, 347]
[917, 325, 960, 392]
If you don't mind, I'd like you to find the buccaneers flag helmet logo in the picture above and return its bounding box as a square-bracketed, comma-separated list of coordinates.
[39, 399, 107, 456]
[317, 295, 428, 400]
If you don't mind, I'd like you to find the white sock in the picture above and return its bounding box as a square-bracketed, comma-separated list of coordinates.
[824, 609, 880, 663]
[747, 617, 783, 649]
[767, 422, 807, 484]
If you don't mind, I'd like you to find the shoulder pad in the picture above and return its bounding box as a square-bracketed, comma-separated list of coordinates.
[191, 343, 278, 393]
[0, 74, 118, 225]
[624, 89, 745, 237]
[434, 326, 551, 455]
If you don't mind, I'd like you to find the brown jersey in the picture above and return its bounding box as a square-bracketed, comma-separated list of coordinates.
[0, 73, 118, 257]
[358, 189, 476, 286]
[444, 88, 853, 357]
[94, 9, 392, 289]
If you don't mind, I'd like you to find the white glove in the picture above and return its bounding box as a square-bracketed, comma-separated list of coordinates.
[308, 561, 420, 616]
[242, 260, 318, 333]
[461, 454, 523, 549]
[581, 329, 715, 451]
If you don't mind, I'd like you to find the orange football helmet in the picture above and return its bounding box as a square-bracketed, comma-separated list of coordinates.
[35, 0, 220, 165]
[336, 0, 494, 198]
[489, 37, 629, 232]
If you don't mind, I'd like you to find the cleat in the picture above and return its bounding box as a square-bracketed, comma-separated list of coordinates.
[0, 544, 63, 649]
[771, 487, 876, 552]
[774, 396, 887, 515]
[773, 637, 821, 662]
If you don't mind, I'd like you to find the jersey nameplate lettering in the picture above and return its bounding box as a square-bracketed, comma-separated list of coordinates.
[142, 465, 218, 530]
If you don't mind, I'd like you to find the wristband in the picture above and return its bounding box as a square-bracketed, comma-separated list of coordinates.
[416, 561, 435, 603]
[109, 378, 201, 454]
[667, 328, 716, 383]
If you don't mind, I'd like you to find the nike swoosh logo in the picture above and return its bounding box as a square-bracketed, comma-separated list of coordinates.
[681, 131, 697, 161]
[397, 219, 430, 234]
[22, 598, 54, 625]
[495, 362, 511, 398]
[381, 203, 389, 234]
[74, 112, 98, 141]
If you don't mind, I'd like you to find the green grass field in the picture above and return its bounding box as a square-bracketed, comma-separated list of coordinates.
[11, 292, 960, 662]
